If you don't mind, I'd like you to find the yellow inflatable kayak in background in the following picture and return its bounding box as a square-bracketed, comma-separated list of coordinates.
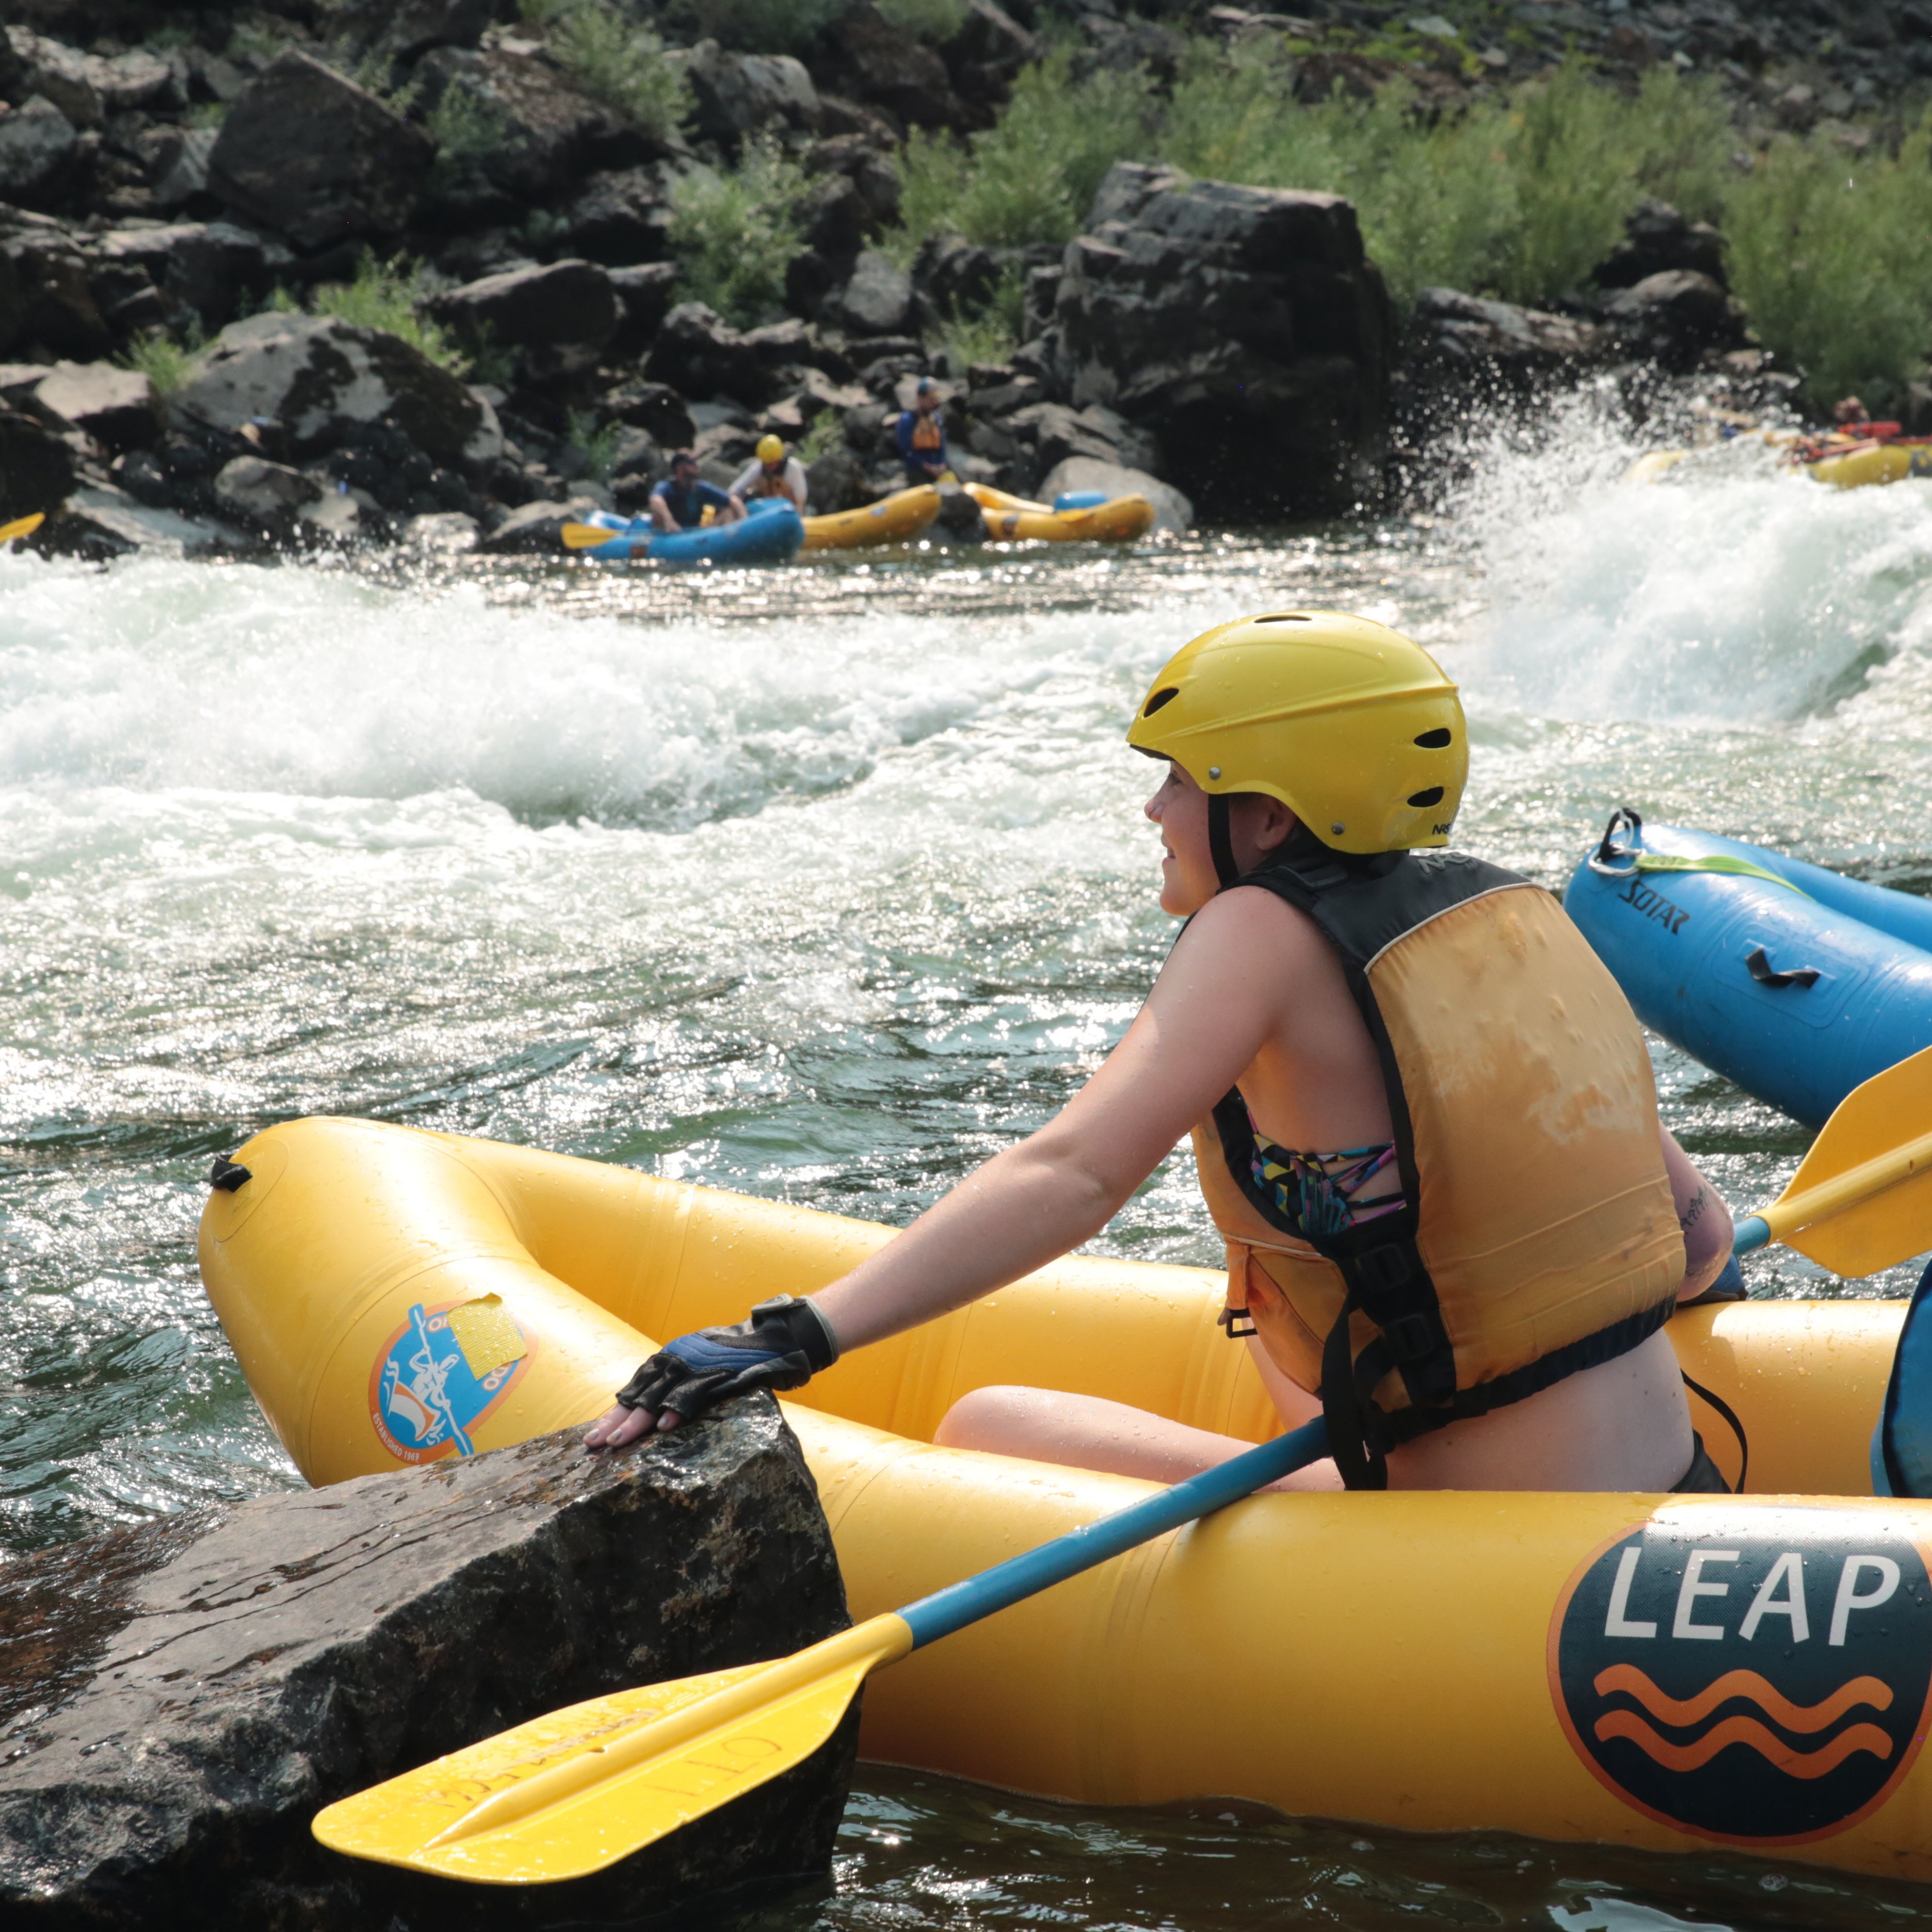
[1802, 439, 1932, 490]
[965, 482, 1156, 543]
[200, 1116, 1932, 1886]
[801, 485, 942, 552]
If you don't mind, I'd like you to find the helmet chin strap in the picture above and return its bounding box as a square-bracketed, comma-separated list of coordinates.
[1207, 793, 1240, 889]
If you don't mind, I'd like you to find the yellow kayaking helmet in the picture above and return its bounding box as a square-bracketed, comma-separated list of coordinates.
[1127, 611, 1466, 859]
[756, 433, 785, 465]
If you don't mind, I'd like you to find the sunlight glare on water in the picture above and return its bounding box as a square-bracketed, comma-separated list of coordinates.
[4, 413, 1932, 1925]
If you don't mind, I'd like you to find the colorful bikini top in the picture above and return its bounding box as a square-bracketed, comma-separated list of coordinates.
[1247, 1112, 1405, 1241]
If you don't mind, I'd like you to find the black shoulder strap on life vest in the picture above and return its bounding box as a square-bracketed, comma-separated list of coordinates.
[1223, 835, 1526, 1489]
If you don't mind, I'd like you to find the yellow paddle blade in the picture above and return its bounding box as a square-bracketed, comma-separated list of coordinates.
[313, 1613, 912, 1885]
[1763, 1045, 1932, 1277]
[0, 512, 45, 545]
[560, 521, 629, 549]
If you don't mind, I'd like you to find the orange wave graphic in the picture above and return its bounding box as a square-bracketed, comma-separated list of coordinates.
[1592, 1666, 1892, 1733]
[1594, 1711, 1893, 1778]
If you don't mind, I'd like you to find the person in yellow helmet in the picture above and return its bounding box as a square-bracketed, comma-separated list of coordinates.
[587, 613, 1736, 1494]
[730, 433, 809, 512]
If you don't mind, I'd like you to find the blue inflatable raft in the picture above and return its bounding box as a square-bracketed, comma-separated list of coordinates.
[1564, 811, 1932, 1126]
[580, 497, 803, 569]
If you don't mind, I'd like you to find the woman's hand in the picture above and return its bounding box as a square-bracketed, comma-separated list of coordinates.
[583, 1296, 840, 1451]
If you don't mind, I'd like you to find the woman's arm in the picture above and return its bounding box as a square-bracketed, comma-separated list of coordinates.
[1660, 1125, 1735, 1302]
[585, 891, 1328, 1445]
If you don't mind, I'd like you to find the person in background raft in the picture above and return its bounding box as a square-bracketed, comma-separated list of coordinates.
[1833, 396, 1871, 430]
[588, 614, 1739, 1495]
[648, 450, 744, 533]
[896, 377, 954, 485]
[730, 434, 809, 512]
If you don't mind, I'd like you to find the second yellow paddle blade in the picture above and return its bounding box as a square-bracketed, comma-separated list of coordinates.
[1778, 1044, 1932, 1277]
[561, 521, 625, 549]
[0, 512, 45, 545]
[313, 1623, 897, 1883]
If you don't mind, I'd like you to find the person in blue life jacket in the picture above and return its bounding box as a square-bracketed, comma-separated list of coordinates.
[586, 613, 1743, 1499]
[897, 378, 954, 485]
[649, 450, 745, 533]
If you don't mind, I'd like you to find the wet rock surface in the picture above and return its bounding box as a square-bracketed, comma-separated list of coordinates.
[0, 1396, 855, 1932]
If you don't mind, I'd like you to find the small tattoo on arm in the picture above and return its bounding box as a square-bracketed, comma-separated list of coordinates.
[1679, 1185, 1707, 1233]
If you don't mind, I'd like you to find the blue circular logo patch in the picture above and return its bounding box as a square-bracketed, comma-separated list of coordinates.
[1550, 1511, 1932, 1845]
[368, 1298, 531, 1464]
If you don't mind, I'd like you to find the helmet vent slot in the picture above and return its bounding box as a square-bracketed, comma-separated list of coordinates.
[1407, 786, 1446, 808]
[1413, 728, 1453, 748]
[1255, 613, 1310, 623]
[1142, 687, 1180, 716]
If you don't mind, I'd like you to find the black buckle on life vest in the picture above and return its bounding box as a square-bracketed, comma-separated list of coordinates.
[1378, 1311, 1438, 1366]
[1217, 1305, 1258, 1340]
[1353, 1242, 1416, 1293]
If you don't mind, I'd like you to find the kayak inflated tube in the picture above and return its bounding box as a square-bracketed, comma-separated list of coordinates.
[1564, 813, 1932, 1126]
[582, 498, 804, 569]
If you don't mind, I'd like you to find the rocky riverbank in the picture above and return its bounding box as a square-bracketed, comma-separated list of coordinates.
[0, 1400, 855, 1930]
[0, 0, 1921, 559]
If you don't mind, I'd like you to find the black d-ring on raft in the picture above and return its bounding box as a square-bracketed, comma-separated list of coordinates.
[208, 1155, 253, 1192]
[1587, 805, 1644, 878]
[1745, 945, 1821, 990]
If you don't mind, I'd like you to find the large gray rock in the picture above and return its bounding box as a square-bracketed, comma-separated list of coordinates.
[418, 46, 643, 203]
[177, 313, 503, 472]
[93, 222, 293, 333]
[141, 126, 219, 211]
[1600, 267, 1748, 372]
[213, 454, 363, 543]
[1049, 162, 1396, 519]
[479, 493, 605, 554]
[686, 40, 822, 142]
[643, 302, 803, 408]
[2, 231, 107, 360]
[0, 1403, 855, 1930]
[836, 249, 913, 337]
[1593, 198, 1727, 292]
[558, 166, 674, 265]
[832, 4, 963, 127]
[208, 50, 435, 251]
[428, 259, 620, 352]
[0, 403, 75, 519]
[1040, 454, 1192, 534]
[33, 361, 163, 453]
[0, 98, 79, 207]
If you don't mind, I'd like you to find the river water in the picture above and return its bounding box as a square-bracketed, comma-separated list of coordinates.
[4, 413, 1932, 1926]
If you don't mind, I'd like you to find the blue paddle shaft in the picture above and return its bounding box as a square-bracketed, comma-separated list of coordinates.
[898, 1212, 1786, 1650]
[899, 1416, 1331, 1649]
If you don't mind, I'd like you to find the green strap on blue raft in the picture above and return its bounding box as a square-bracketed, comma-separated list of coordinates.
[1627, 853, 1812, 898]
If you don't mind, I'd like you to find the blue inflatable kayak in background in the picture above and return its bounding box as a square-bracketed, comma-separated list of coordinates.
[1563, 809, 1932, 1126]
[582, 497, 803, 569]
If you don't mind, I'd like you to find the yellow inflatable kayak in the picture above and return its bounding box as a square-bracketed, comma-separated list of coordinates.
[965, 482, 1156, 543]
[801, 485, 941, 552]
[1801, 439, 1932, 490]
[200, 1117, 1932, 1885]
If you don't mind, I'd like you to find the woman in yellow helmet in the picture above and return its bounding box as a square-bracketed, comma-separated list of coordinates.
[587, 614, 1736, 1493]
[730, 433, 809, 512]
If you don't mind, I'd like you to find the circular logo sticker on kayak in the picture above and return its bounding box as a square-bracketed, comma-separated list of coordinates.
[369, 1297, 532, 1464]
[1550, 1511, 1932, 1846]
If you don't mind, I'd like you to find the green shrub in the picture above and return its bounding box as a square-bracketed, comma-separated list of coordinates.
[117, 325, 201, 398]
[943, 260, 1027, 366]
[427, 81, 515, 164]
[668, 138, 812, 326]
[892, 51, 1156, 255]
[283, 255, 472, 377]
[797, 411, 844, 462]
[532, 0, 690, 139]
[876, 0, 968, 41]
[1725, 119, 1932, 410]
[698, 0, 846, 55]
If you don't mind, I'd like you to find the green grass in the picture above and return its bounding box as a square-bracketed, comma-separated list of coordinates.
[564, 409, 623, 481]
[278, 255, 472, 378]
[117, 325, 202, 398]
[942, 261, 1027, 367]
[876, 0, 968, 41]
[1725, 118, 1932, 411]
[797, 411, 844, 462]
[892, 51, 1157, 257]
[697, 0, 846, 54]
[668, 137, 811, 327]
[527, 0, 690, 139]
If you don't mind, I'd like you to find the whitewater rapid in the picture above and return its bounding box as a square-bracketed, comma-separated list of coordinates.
[3, 426, 1931, 1551]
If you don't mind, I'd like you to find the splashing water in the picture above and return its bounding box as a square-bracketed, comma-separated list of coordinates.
[3, 428, 1931, 1926]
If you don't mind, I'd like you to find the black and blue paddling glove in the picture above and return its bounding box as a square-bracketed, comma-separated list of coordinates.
[614, 1295, 840, 1421]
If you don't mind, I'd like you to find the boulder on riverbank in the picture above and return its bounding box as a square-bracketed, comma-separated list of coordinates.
[0, 1398, 856, 1931]
[1045, 163, 1396, 519]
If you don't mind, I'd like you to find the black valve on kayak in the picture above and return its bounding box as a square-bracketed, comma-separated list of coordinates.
[1745, 945, 1820, 990]
[208, 1155, 253, 1192]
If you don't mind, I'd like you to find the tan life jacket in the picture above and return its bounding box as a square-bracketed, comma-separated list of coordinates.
[1193, 840, 1685, 1488]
